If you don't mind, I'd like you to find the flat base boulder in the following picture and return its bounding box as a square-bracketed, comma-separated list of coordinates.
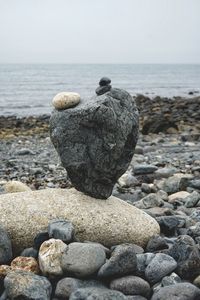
[0, 188, 160, 253]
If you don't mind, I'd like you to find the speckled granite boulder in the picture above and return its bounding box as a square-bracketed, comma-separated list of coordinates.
[0, 188, 159, 254]
[50, 88, 139, 199]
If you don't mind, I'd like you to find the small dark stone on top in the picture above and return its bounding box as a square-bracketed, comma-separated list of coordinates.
[34, 232, 49, 250]
[99, 77, 111, 86]
[95, 84, 111, 96]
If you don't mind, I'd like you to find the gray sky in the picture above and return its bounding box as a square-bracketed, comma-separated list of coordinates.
[0, 0, 199, 64]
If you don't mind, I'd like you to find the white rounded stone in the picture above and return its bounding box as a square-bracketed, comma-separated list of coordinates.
[38, 238, 67, 276]
[52, 92, 80, 110]
[0, 188, 160, 254]
[3, 181, 31, 193]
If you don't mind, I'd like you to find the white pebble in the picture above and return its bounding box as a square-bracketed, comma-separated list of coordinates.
[52, 92, 80, 110]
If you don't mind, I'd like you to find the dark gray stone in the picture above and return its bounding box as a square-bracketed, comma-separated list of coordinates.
[151, 283, 200, 300]
[133, 164, 158, 175]
[0, 225, 12, 264]
[161, 272, 181, 286]
[48, 219, 75, 242]
[185, 191, 200, 208]
[34, 231, 49, 250]
[98, 244, 137, 278]
[145, 253, 177, 284]
[4, 270, 52, 300]
[126, 296, 147, 300]
[155, 216, 182, 236]
[166, 235, 200, 280]
[20, 247, 38, 258]
[136, 253, 155, 277]
[146, 235, 169, 252]
[110, 275, 151, 298]
[69, 287, 127, 300]
[99, 77, 111, 86]
[50, 88, 139, 199]
[55, 277, 105, 299]
[96, 85, 112, 96]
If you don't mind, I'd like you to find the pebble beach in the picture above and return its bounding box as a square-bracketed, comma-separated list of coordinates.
[0, 94, 200, 299]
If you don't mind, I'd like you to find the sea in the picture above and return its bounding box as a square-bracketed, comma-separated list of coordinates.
[0, 64, 199, 116]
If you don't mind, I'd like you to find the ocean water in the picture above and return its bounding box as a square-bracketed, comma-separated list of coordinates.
[0, 64, 199, 116]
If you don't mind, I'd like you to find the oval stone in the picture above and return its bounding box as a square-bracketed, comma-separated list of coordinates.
[52, 92, 80, 110]
[0, 188, 160, 254]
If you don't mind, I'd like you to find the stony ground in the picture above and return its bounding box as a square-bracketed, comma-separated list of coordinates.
[0, 130, 200, 196]
[1, 109, 200, 299]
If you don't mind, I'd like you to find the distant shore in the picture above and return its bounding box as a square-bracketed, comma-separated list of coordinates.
[0, 94, 200, 139]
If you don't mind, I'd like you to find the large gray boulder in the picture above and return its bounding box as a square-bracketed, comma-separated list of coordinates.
[50, 88, 139, 199]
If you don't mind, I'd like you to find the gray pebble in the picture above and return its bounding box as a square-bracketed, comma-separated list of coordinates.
[48, 219, 75, 243]
[69, 287, 127, 300]
[61, 242, 106, 277]
[145, 253, 177, 284]
[110, 275, 151, 298]
[0, 225, 12, 264]
[4, 270, 52, 300]
[151, 282, 200, 300]
[55, 277, 105, 299]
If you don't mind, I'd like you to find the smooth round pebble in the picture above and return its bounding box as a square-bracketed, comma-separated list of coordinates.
[39, 238, 67, 276]
[52, 92, 80, 110]
[61, 242, 106, 277]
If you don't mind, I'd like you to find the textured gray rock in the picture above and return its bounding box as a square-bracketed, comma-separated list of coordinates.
[61, 242, 106, 277]
[166, 235, 200, 280]
[110, 275, 151, 298]
[0, 225, 12, 264]
[151, 283, 200, 300]
[69, 287, 127, 300]
[48, 219, 75, 242]
[145, 253, 177, 284]
[98, 244, 137, 278]
[50, 88, 139, 199]
[55, 278, 105, 299]
[4, 270, 52, 300]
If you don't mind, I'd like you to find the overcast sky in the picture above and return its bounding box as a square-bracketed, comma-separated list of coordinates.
[0, 0, 199, 64]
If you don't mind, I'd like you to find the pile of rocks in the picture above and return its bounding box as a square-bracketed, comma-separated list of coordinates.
[95, 77, 112, 95]
[50, 78, 139, 198]
[135, 94, 200, 135]
[1, 219, 200, 299]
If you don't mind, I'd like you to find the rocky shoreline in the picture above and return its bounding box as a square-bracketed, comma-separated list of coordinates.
[0, 94, 200, 299]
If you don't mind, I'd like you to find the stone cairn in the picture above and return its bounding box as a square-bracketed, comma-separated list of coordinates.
[50, 77, 139, 198]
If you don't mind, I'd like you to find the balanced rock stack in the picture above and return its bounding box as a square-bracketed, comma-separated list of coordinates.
[50, 77, 139, 199]
[0, 78, 159, 259]
[95, 76, 112, 95]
